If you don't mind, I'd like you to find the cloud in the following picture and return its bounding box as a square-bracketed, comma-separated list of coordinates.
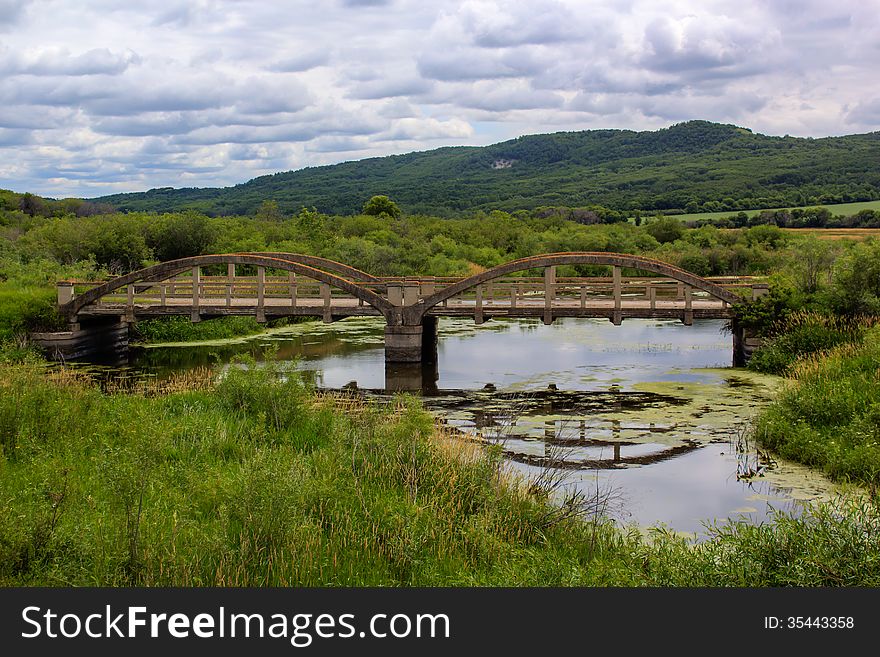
[267, 51, 330, 73]
[0, 0, 876, 197]
[0, 47, 138, 76]
[845, 98, 880, 126]
[346, 75, 433, 100]
[417, 47, 548, 82]
[0, 0, 29, 27]
[341, 0, 392, 6]
[379, 117, 474, 141]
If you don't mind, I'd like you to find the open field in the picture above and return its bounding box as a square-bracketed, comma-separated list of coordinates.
[781, 228, 880, 240]
[666, 200, 880, 224]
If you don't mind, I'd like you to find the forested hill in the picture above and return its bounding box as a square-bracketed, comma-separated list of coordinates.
[93, 121, 880, 216]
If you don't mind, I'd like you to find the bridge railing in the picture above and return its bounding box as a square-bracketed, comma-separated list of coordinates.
[59, 268, 767, 321]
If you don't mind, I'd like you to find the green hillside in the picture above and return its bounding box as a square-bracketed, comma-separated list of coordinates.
[93, 121, 880, 217]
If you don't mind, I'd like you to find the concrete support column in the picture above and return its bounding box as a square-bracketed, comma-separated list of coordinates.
[475, 285, 484, 324]
[385, 324, 424, 362]
[648, 285, 656, 310]
[421, 315, 438, 364]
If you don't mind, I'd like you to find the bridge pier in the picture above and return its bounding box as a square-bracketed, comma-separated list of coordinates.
[384, 316, 438, 363]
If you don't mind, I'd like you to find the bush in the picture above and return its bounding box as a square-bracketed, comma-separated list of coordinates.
[0, 285, 66, 340]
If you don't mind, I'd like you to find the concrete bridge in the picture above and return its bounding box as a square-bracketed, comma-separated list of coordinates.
[41, 252, 767, 364]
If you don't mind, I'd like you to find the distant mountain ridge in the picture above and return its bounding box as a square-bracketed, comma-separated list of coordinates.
[93, 121, 880, 216]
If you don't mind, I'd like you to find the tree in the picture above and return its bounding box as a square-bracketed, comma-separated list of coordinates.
[255, 200, 282, 222]
[787, 237, 833, 295]
[830, 241, 880, 315]
[644, 216, 684, 244]
[149, 211, 217, 261]
[362, 195, 401, 218]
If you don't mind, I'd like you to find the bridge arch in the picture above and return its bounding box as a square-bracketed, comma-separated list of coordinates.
[62, 253, 394, 319]
[406, 252, 741, 323]
[241, 253, 379, 282]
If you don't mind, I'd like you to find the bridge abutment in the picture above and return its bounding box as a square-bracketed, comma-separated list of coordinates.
[732, 320, 763, 367]
[30, 316, 130, 361]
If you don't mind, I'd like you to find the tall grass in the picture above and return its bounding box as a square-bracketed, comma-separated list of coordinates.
[753, 327, 880, 485]
[748, 311, 879, 375]
[1, 359, 879, 587]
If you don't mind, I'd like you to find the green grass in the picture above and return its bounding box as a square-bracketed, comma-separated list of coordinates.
[132, 316, 287, 344]
[669, 200, 880, 224]
[754, 327, 880, 485]
[748, 312, 878, 376]
[1, 357, 879, 587]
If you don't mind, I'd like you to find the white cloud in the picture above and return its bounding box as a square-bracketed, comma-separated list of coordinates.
[0, 0, 875, 197]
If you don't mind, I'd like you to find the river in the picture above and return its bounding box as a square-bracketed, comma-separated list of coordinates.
[128, 316, 838, 536]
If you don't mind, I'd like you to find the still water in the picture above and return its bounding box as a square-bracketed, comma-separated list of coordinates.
[133, 316, 838, 536]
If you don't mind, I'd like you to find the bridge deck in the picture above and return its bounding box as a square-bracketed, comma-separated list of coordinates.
[77, 295, 734, 320]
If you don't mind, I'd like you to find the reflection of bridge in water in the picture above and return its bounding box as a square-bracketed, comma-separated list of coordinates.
[42, 252, 767, 364]
[442, 390, 700, 470]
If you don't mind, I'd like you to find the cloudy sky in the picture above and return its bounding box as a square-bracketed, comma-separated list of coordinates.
[0, 0, 878, 198]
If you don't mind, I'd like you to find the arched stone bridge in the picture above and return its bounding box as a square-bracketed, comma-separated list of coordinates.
[50, 252, 766, 364]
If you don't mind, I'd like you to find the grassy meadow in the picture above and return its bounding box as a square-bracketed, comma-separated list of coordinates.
[1, 356, 879, 587]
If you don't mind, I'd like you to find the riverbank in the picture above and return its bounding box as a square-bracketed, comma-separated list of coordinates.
[1, 358, 878, 586]
[753, 326, 880, 486]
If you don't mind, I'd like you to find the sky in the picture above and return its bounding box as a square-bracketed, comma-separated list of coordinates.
[0, 0, 878, 198]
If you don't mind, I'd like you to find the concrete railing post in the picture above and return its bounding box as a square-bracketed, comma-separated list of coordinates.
[612, 266, 622, 325]
[683, 285, 693, 326]
[57, 281, 74, 306]
[191, 266, 201, 323]
[544, 266, 556, 325]
[126, 284, 135, 322]
[256, 266, 266, 323]
[387, 283, 404, 306]
[752, 284, 770, 300]
[321, 283, 331, 323]
[403, 282, 420, 306]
